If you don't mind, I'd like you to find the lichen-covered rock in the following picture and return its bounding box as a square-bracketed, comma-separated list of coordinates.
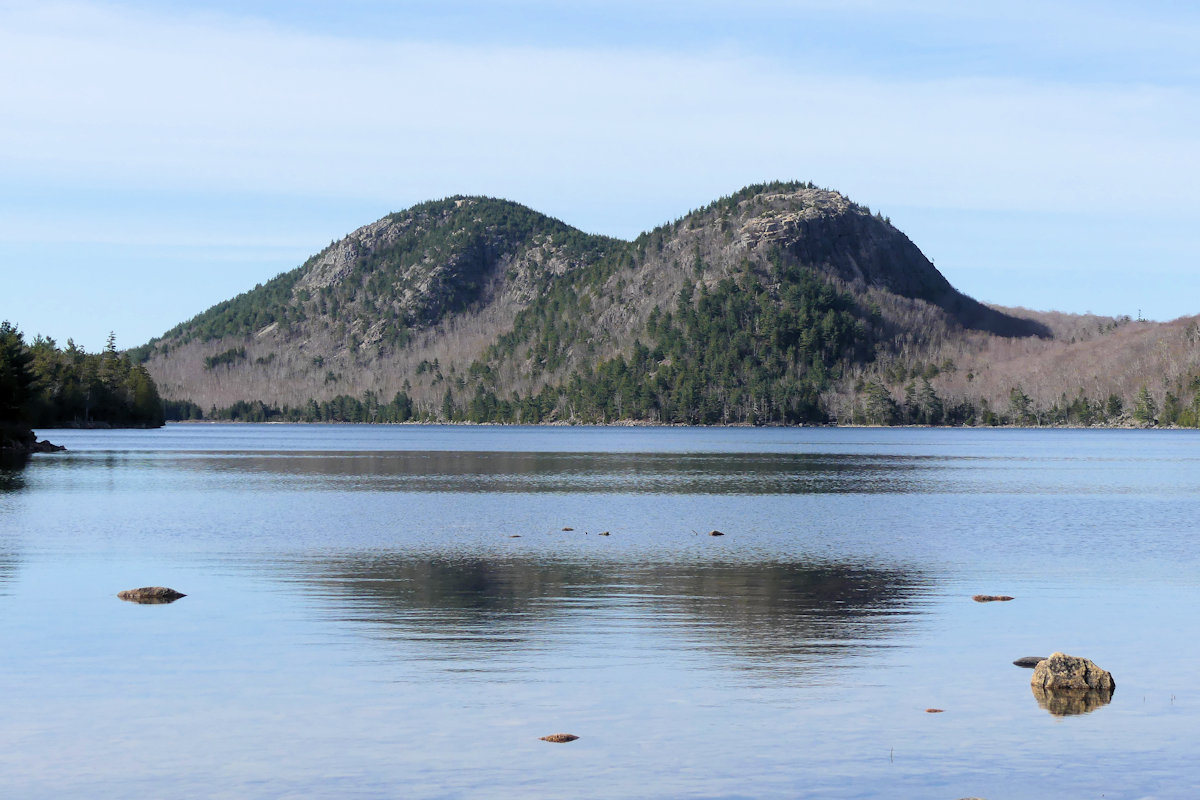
[1031, 652, 1115, 693]
[117, 586, 186, 604]
[540, 733, 579, 743]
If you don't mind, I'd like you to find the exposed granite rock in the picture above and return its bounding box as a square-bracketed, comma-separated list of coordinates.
[117, 586, 187, 604]
[1031, 652, 1115, 692]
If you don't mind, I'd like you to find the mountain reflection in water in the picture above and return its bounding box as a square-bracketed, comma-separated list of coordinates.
[290, 555, 931, 677]
[178, 450, 937, 495]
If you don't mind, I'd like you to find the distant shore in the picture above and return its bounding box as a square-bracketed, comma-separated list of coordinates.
[152, 418, 1168, 431]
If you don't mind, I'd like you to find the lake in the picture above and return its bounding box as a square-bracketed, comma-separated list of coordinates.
[2, 425, 1198, 799]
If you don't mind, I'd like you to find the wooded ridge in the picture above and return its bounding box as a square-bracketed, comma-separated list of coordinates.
[132, 182, 1200, 427]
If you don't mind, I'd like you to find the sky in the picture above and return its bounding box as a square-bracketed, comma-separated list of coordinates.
[3, 0, 1199, 351]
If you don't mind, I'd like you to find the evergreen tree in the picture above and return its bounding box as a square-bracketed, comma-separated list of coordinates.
[1132, 385, 1157, 425]
[0, 321, 35, 422]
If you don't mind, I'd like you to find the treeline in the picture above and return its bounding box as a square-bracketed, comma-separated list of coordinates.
[0, 322, 165, 429]
[182, 391, 419, 423]
[182, 378, 1200, 428]
[850, 376, 1200, 428]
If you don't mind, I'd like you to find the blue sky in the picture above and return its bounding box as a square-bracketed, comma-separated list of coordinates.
[3, 0, 1199, 351]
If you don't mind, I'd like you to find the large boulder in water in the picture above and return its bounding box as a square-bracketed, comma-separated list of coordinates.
[1030, 652, 1114, 716]
[1031, 652, 1114, 693]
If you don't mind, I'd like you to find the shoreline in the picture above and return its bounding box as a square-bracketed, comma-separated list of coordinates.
[148, 419, 1170, 431]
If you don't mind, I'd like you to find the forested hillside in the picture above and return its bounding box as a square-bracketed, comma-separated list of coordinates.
[134, 183, 1200, 427]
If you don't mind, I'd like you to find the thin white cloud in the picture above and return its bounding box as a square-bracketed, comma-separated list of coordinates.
[1, 0, 1198, 233]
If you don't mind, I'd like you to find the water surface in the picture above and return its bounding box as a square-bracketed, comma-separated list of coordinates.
[1, 425, 1197, 798]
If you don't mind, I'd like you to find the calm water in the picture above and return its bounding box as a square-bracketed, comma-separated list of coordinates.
[2, 425, 1199, 799]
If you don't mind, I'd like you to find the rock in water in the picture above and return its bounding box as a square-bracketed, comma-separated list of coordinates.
[1031, 652, 1115, 692]
[540, 733, 579, 743]
[709, 530, 725, 536]
[117, 586, 186, 604]
[1013, 656, 1048, 668]
[1030, 652, 1115, 716]
[973, 594, 1014, 602]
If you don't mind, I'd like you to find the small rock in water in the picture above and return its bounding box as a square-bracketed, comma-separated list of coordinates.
[925, 708, 944, 713]
[117, 586, 186, 604]
[972, 594, 1014, 602]
[709, 530, 725, 536]
[540, 733, 579, 743]
[597, 531, 610, 536]
[1013, 656, 1047, 668]
[561, 527, 574, 531]
[509, 535, 522, 538]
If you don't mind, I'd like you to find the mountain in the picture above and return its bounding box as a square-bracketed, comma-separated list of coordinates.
[134, 182, 1200, 426]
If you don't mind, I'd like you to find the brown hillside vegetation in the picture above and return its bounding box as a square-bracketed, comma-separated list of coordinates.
[134, 183, 1200, 426]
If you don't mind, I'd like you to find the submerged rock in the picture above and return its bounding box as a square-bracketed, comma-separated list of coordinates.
[117, 586, 186, 604]
[1013, 656, 1048, 668]
[540, 733, 579, 743]
[972, 594, 1014, 602]
[1030, 652, 1115, 716]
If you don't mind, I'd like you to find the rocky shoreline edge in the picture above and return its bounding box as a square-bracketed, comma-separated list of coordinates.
[0, 423, 65, 456]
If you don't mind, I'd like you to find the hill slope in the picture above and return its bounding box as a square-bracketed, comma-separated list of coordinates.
[135, 182, 1200, 426]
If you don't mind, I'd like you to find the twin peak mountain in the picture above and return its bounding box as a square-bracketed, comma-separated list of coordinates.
[138, 181, 1131, 425]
